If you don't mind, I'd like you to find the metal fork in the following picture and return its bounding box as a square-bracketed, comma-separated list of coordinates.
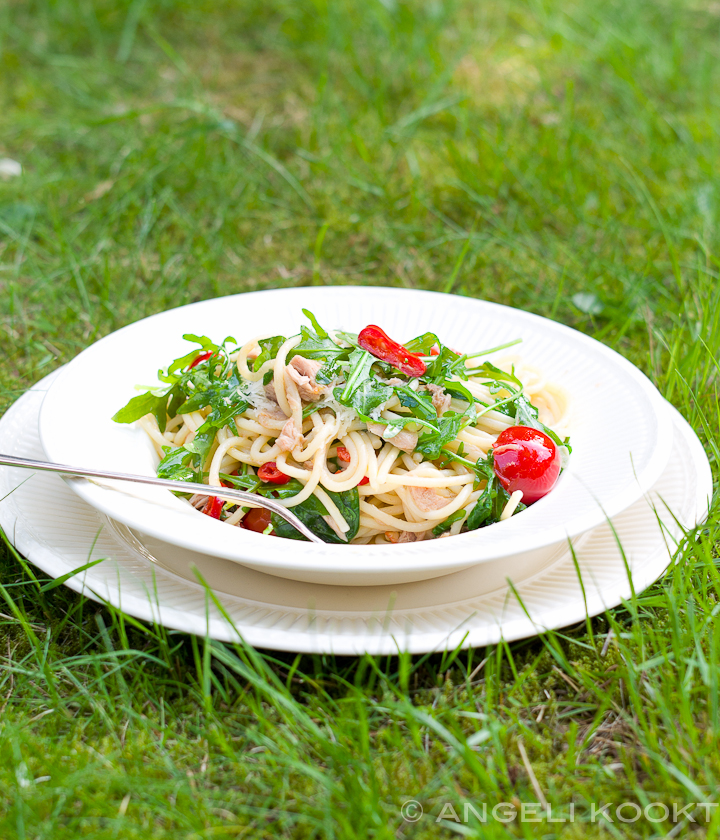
[0, 454, 324, 543]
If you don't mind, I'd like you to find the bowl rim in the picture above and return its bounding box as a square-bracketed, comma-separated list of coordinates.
[39, 286, 675, 576]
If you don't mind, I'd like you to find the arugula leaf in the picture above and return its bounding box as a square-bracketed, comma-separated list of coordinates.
[293, 312, 357, 363]
[464, 451, 527, 530]
[334, 379, 393, 418]
[112, 390, 169, 425]
[261, 480, 360, 543]
[251, 335, 286, 372]
[394, 386, 437, 422]
[219, 473, 261, 492]
[183, 429, 216, 469]
[414, 409, 473, 460]
[199, 379, 249, 434]
[156, 446, 197, 483]
[301, 309, 329, 339]
[465, 361, 523, 391]
[340, 349, 375, 401]
[294, 330, 349, 362]
[302, 403, 323, 419]
[432, 508, 466, 537]
[422, 345, 465, 383]
[315, 358, 344, 385]
[442, 379, 474, 404]
[404, 331, 441, 355]
[513, 394, 571, 451]
[333, 330, 360, 348]
[166, 334, 220, 377]
[514, 394, 542, 427]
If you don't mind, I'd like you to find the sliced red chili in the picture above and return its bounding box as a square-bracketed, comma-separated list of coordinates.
[336, 446, 352, 463]
[258, 461, 291, 485]
[188, 350, 214, 370]
[201, 495, 224, 519]
[358, 476, 370, 485]
[357, 325, 427, 377]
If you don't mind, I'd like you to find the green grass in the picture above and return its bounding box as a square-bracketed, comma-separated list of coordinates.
[1, 0, 719, 836]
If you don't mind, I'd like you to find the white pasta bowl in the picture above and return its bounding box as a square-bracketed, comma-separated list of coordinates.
[38, 286, 673, 586]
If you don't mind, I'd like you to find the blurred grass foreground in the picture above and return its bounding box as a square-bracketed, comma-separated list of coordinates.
[0, 1, 719, 838]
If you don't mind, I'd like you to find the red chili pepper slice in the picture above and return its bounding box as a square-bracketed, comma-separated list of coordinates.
[357, 325, 427, 377]
[201, 495, 224, 519]
[336, 446, 352, 463]
[188, 350, 214, 369]
[358, 476, 370, 485]
[258, 461, 291, 485]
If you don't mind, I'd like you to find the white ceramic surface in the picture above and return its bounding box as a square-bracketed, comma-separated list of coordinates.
[38, 288, 674, 585]
[0, 371, 712, 654]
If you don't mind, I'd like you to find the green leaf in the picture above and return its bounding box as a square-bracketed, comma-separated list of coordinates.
[157, 446, 197, 482]
[464, 451, 526, 530]
[183, 430, 216, 469]
[333, 330, 360, 348]
[176, 371, 249, 439]
[301, 308, 329, 339]
[404, 331, 441, 355]
[315, 358, 344, 385]
[432, 508, 466, 537]
[334, 379, 393, 417]
[219, 472, 261, 492]
[293, 329, 349, 362]
[340, 348, 375, 401]
[167, 334, 219, 375]
[394, 386, 437, 422]
[442, 379, 474, 404]
[514, 394, 541, 427]
[414, 410, 472, 460]
[465, 360, 523, 391]
[251, 335, 286, 372]
[112, 390, 168, 425]
[263, 480, 360, 543]
[422, 345, 465, 383]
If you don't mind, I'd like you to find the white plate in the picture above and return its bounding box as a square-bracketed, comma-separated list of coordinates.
[0, 371, 711, 654]
[38, 288, 674, 585]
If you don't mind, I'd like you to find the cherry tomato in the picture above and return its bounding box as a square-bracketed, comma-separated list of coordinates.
[336, 446, 352, 463]
[491, 426, 561, 504]
[201, 495, 224, 519]
[242, 507, 272, 533]
[188, 350, 214, 369]
[430, 345, 440, 356]
[358, 325, 426, 377]
[257, 461, 291, 484]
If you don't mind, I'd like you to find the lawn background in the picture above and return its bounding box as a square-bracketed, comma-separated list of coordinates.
[1, 0, 719, 837]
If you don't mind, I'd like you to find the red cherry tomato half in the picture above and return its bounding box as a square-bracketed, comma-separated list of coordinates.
[242, 507, 272, 533]
[257, 461, 291, 484]
[188, 350, 214, 369]
[358, 325, 427, 377]
[336, 446, 352, 463]
[201, 495, 224, 519]
[491, 426, 561, 504]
